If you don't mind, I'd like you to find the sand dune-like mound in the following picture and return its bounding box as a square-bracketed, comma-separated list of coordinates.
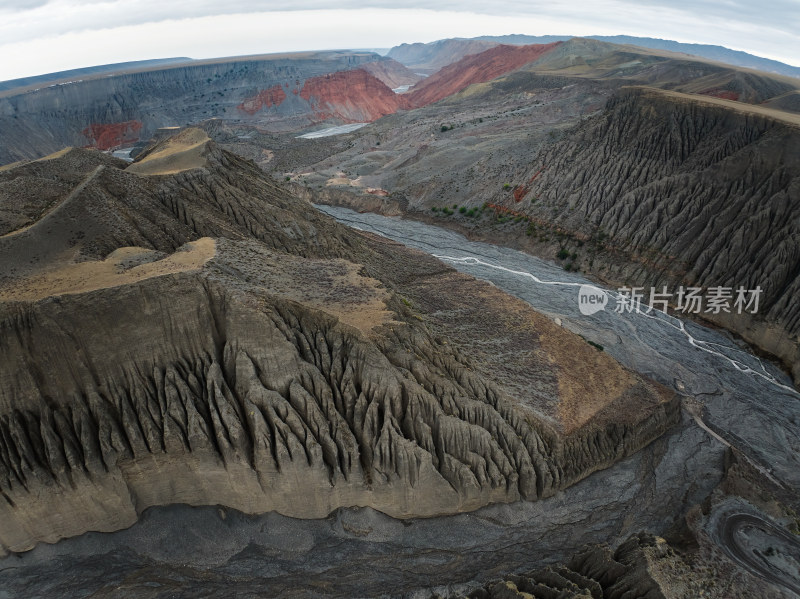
[126, 128, 211, 175]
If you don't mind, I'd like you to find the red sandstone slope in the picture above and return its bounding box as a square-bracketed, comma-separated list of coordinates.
[82, 120, 143, 150]
[405, 42, 562, 108]
[238, 85, 287, 115]
[299, 69, 408, 122]
[81, 45, 563, 147]
[293, 43, 563, 124]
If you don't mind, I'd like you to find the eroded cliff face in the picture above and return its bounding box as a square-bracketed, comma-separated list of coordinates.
[0, 52, 395, 164]
[504, 87, 800, 382]
[298, 69, 408, 122]
[0, 133, 677, 555]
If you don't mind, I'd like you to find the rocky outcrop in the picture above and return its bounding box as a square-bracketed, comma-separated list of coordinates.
[0, 134, 677, 555]
[405, 43, 563, 108]
[446, 533, 672, 598]
[0, 147, 125, 235]
[504, 86, 800, 383]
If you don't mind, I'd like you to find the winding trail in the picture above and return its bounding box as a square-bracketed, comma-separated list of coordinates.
[0, 165, 105, 239]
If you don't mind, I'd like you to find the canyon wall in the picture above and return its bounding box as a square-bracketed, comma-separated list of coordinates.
[0, 53, 406, 164]
[508, 86, 800, 382]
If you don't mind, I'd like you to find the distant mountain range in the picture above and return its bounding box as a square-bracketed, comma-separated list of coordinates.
[388, 35, 799, 79]
[472, 35, 800, 78]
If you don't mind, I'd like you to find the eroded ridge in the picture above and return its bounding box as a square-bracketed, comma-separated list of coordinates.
[0, 135, 677, 555]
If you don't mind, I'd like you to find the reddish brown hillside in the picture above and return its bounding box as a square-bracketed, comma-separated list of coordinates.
[405, 42, 562, 107]
[238, 85, 287, 115]
[81, 120, 143, 150]
[300, 69, 408, 122]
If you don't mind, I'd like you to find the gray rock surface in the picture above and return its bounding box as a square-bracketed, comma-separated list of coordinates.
[509, 86, 800, 383]
[2, 205, 791, 598]
[0, 139, 676, 559]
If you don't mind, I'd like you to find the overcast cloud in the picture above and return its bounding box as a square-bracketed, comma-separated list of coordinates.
[0, 0, 797, 81]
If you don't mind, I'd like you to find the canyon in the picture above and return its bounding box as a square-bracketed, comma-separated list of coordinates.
[274, 38, 800, 389]
[0, 52, 414, 165]
[1, 32, 799, 598]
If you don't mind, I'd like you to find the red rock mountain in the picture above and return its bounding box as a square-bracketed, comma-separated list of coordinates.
[405, 42, 562, 108]
[286, 43, 563, 124]
[81, 120, 143, 150]
[0, 46, 563, 163]
[237, 44, 562, 127]
[238, 85, 287, 115]
[300, 69, 409, 122]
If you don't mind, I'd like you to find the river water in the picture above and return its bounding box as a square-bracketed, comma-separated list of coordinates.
[296, 123, 369, 139]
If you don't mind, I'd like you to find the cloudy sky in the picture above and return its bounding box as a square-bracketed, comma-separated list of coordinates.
[0, 0, 798, 81]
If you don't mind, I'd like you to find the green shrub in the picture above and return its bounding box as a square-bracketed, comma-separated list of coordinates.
[557, 249, 569, 260]
[564, 262, 573, 271]
[459, 206, 467, 214]
[503, 183, 512, 190]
